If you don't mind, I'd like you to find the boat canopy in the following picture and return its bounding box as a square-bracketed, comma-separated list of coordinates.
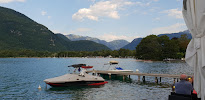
[68, 64, 86, 68]
[109, 61, 119, 65]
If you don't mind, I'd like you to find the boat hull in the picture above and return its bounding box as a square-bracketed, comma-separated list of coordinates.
[46, 81, 108, 87]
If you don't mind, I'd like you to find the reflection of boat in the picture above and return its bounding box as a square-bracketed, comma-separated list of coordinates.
[106, 61, 133, 73]
[44, 64, 108, 87]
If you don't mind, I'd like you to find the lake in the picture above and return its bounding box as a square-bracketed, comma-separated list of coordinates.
[0, 58, 193, 100]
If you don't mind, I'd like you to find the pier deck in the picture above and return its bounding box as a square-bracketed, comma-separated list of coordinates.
[86, 70, 191, 83]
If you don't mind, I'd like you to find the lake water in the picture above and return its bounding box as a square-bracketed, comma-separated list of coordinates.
[0, 58, 193, 100]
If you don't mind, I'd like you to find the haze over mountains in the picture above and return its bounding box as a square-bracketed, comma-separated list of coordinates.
[65, 30, 191, 51]
[66, 34, 130, 50]
[0, 6, 110, 51]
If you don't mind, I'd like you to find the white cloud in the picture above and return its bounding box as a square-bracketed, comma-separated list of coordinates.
[72, 0, 150, 21]
[41, 11, 52, 19]
[99, 33, 138, 42]
[151, 23, 187, 34]
[0, 0, 25, 3]
[41, 11, 47, 16]
[69, 28, 92, 34]
[161, 8, 183, 19]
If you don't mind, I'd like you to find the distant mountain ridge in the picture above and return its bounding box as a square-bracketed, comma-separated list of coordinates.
[0, 6, 110, 51]
[66, 34, 130, 50]
[158, 30, 192, 39]
[122, 30, 191, 50]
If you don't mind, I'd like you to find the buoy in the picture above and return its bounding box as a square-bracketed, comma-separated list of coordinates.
[136, 69, 139, 72]
[38, 85, 41, 90]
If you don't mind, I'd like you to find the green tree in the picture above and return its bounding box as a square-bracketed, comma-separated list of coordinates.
[136, 35, 161, 60]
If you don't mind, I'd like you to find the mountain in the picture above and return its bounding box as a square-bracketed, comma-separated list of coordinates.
[158, 30, 192, 39]
[122, 38, 143, 50]
[0, 6, 110, 51]
[107, 40, 131, 50]
[122, 30, 191, 50]
[66, 34, 129, 50]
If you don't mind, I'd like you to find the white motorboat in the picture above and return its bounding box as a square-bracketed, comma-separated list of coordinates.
[44, 64, 108, 87]
[106, 61, 133, 73]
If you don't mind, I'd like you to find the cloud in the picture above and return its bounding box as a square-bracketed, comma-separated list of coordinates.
[69, 28, 92, 34]
[0, 0, 25, 3]
[72, 0, 150, 21]
[41, 11, 47, 16]
[41, 11, 52, 19]
[99, 33, 138, 42]
[151, 23, 187, 34]
[161, 8, 183, 19]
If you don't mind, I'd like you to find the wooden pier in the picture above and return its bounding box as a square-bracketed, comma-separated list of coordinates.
[86, 70, 188, 84]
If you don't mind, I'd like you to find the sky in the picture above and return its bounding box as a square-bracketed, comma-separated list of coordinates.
[0, 0, 187, 42]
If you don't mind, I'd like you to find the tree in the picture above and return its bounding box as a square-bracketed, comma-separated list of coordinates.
[136, 35, 161, 60]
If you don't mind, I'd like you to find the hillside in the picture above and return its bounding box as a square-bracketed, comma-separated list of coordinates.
[122, 30, 191, 50]
[0, 6, 110, 51]
[66, 34, 129, 50]
[122, 38, 143, 50]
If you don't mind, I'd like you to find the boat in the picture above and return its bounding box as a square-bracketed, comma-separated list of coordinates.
[106, 61, 134, 73]
[44, 64, 108, 87]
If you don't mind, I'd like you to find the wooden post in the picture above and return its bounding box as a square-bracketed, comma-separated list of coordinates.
[155, 77, 158, 83]
[160, 77, 162, 83]
[123, 75, 125, 81]
[142, 76, 145, 83]
[138, 76, 140, 82]
[108, 73, 111, 79]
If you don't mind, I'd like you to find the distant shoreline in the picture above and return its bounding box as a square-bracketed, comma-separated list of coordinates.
[0, 57, 185, 63]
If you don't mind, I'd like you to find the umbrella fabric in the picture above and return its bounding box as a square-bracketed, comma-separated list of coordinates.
[183, 0, 205, 99]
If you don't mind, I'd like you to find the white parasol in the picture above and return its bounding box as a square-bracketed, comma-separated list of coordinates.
[182, 0, 205, 99]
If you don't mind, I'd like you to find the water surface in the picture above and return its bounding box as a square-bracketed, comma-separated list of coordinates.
[0, 58, 193, 100]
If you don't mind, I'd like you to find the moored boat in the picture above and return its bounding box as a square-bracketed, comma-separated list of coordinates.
[44, 64, 108, 87]
[106, 61, 134, 73]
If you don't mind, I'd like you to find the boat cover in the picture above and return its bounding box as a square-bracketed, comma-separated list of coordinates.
[44, 73, 104, 83]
